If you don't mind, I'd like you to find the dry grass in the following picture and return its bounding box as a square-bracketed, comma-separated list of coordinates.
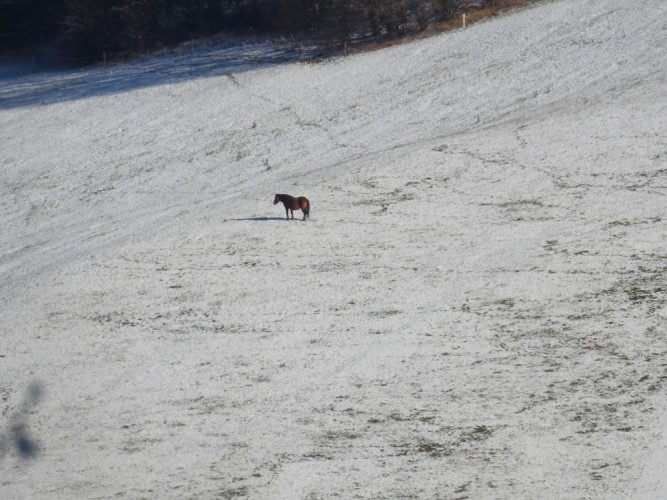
[351, 0, 536, 54]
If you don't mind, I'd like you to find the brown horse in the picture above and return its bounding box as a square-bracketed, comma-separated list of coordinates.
[274, 194, 310, 221]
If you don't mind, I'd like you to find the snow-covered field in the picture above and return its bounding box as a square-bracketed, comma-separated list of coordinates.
[1, 0, 666, 497]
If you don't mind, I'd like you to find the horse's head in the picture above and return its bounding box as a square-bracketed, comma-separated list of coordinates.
[273, 194, 280, 205]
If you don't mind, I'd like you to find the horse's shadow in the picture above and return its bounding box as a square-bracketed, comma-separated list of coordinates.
[229, 217, 288, 222]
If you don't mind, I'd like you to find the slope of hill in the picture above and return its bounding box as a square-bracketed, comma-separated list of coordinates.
[1, 0, 666, 498]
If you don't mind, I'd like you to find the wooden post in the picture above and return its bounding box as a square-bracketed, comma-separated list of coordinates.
[463, 13, 467, 28]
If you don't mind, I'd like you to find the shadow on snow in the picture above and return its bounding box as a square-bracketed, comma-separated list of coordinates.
[229, 217, 299, 222]
[0, 41, 320, 110]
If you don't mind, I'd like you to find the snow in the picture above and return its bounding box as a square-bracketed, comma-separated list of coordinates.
[1, 0, 666, 497]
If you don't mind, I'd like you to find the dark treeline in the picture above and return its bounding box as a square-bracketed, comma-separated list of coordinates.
[1, 0, 493, 65]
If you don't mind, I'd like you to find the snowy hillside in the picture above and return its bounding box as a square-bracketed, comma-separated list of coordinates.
[1, 0, 666, 498]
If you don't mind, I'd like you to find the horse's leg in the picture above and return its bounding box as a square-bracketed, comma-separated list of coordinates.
[284, 205, 289, 220]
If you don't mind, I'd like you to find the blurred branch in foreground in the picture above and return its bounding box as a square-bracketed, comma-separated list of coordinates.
[0, 381, 43, 461]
